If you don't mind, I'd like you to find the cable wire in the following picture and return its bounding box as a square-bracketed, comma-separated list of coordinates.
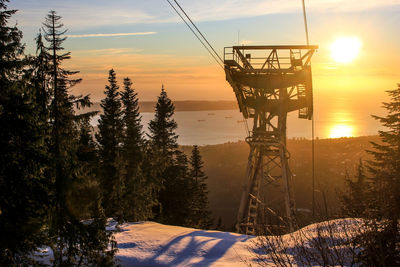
[302, 0, 316, 218]
[166, 0, 251, 141]
[302, 0, 310, 45]
[172, 0, 224, 64]
[166, 0, 224, 69]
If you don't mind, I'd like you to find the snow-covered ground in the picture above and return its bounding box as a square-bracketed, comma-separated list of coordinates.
[35, 219, 361, 266]
[114, 222, 256, 266]
[114, 219, 361, 266]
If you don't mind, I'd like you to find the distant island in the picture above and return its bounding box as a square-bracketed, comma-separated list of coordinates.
[77, 100, 239, 114]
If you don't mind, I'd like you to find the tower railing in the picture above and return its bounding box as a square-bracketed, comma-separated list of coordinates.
[224, 45, 317, 72]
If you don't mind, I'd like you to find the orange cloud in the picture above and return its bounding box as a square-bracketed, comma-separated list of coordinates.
[67, 32, 156, 38]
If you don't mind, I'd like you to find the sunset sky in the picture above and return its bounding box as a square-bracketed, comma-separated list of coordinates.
[9, 0, 400, 137]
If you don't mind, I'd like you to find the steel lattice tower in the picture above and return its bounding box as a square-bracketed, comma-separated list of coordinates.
[224, 45, 317, 235]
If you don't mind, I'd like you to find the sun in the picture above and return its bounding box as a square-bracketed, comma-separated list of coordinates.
[329, 125, 353, 138]
[330, 37, 362, 63]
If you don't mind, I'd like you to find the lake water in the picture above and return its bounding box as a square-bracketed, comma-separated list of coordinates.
[91, 109, 384, 145]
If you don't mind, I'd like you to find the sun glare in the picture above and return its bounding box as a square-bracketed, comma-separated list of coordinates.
[329, 125, 353, 138]
[330, 37, 362, 63]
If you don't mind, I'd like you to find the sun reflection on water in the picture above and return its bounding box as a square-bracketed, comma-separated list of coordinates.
[329, 124, 354, 138]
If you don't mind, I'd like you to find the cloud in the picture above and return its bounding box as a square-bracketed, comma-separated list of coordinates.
[11, 0, 399, 30]
[72, 48, 144, 55]
[159, 0, 400, 23]
[67, 32, 156, 38]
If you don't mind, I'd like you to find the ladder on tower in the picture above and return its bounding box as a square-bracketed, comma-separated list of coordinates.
[298, 84, 309, 119]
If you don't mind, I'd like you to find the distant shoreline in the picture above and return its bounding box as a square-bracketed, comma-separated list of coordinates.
[77, 100, 238, 114]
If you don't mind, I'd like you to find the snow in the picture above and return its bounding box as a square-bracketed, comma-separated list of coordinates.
[33, 219, 362, 266]
[114, 219, 362, 266]
[114, 222, 255, 266]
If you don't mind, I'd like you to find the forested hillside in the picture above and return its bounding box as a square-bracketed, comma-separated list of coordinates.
[182, 135, 381, 229]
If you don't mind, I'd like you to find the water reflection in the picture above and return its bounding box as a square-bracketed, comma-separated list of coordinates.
[326, 111, 355, 138]
[90, 109, 382, 145]
[329, 124, 354, 138]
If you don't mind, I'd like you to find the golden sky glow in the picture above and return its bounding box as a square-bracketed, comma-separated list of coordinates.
[10, 0, 400, 138]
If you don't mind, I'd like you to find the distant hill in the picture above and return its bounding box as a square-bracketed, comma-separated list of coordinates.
[76, 100, 238, 114]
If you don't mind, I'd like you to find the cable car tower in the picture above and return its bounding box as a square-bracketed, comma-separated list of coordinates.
[165, 0, 317, 236]
[224, 45, 317, 234]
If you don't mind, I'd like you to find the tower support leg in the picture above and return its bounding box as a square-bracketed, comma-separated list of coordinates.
[235, 114, 297, 234]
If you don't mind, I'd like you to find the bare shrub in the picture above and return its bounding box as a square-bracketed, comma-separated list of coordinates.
[250, 219, 361, 266]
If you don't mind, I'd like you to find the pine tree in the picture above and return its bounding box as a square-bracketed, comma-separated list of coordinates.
[356, 84, 400, 266]
[66, 118, 101, 220]
[148, 85, 178, 168]
[148, 85, 179, 222]
[33, 31, 50, 118]
[341, 159, 367, 217]
[96, 69, 124, 220]
[77, 118, 98, 164]
[120, 77, 155, 221]
[148, 86, 195, 225]
[42, 11, 115, 265]
[187, 145, 212, 229]
[140, 141, 162, 216]
[162, 150, 192, 225]
[121, 77, 143, 168]
[75, 118, 117, 266]
[0, 1, 49, 264]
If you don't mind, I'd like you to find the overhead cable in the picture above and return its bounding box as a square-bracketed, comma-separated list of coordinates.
[172, 0, 224, 64]
[302, 0, 316, 218]
[301, 0, 310, 45]
[166, 0, 224, 69]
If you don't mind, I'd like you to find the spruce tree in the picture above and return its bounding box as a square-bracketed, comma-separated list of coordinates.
[77, 118, 98, 164]
[148, 85, 178, 167]
[121, 77, 143, 168]
[163, 150, 192, 225]
[148, 85, 193, 225]
[75, 119, 117, 267]
[187, 145, 212, 229]
[42, 11, 115, 265]
[121, 77, 155, 221]
[96, 69, 124, 220]
[0, 1, 49, 264]
[66, 118, 100, 220]
[33, 31, 50, 118]
[368, 84, 400, 221]
[341, 159, 367, 217]
[148, 86, 178, 221]
[357, 84, 400, 266]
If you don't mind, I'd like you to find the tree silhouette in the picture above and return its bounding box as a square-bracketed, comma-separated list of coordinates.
[148, 85, 190, 224]
[0, 1, 49, 263]
[187, 145, 212, 229]
[42, 11, 115, 265]
[341, 159, 367, 217]
[357, 84, 400, 266]
[121, 77, 155, 221]
[96, 69, 124, 220]
[148, 85, 178, 166]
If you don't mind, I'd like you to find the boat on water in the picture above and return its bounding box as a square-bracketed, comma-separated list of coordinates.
[225, 116, 232, 119]
[207, 113, 215, 115]
[198, 119, 205, 122]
